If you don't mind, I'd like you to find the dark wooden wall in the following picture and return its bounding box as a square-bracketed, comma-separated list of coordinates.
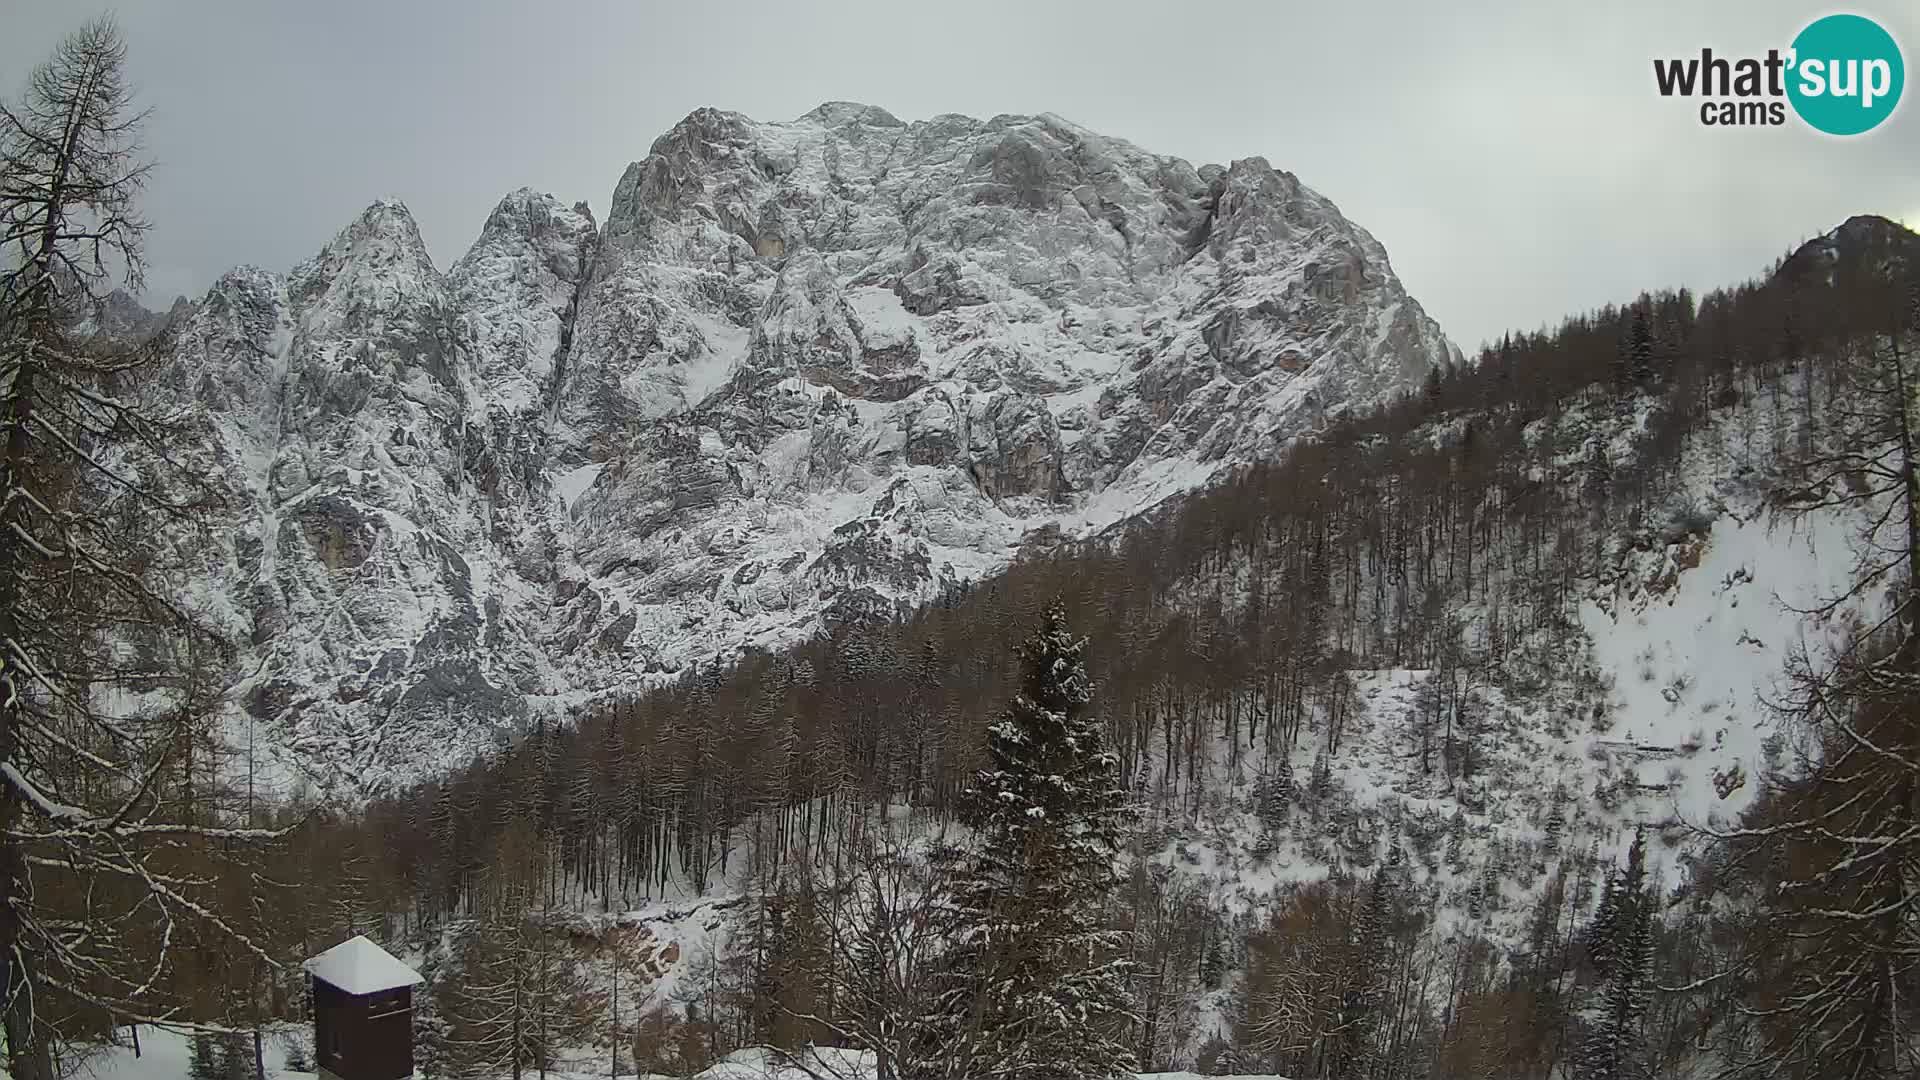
[312, 979, 414, 1080]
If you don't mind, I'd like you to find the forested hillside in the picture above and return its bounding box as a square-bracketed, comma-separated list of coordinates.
[82, 213, 1905, 1080]
[6, 25, 1918, 1080]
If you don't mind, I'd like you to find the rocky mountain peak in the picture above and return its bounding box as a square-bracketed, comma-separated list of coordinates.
[1778, 213, 1917, 284]
[144, 103, 1459, 796]
[798, 101, 907, 129]
[450, 188, 599, 418]
[288, 199, 437, 309]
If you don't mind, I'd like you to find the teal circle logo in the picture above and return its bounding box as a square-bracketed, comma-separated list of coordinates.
[1787, 14, 1905, 135]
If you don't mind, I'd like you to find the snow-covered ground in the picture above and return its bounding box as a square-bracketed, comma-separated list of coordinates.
[65, 1031, 1294, 1080]
[1579, 498, 1862, 830]
[62, 1024, 310, 1080]
[322, 393, 1888, 1070]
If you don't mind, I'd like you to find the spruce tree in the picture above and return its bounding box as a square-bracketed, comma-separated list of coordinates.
[215, 1031, 251, 1080]
[1332, 870, 1395, 1079]
[1545, 794, 1568, 854]
[1445, 811, 1467, 872]
[1254, 756, 1292, 828]
[282, 1035, 312, 1075]
[1579, 829, 1654, 1080]
[1629, 306, 1657, 383]
[1199, 927, 1226, 991]
[188, 1034, 220, 1080]
[1310, 750, 1333, 800]
[747, 893, 789, 1042]
[414, 945, 453, 1080]
[927, 605, 1137, 1080]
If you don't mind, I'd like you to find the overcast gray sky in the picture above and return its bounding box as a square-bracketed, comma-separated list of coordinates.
[4, 0, 1916, 351]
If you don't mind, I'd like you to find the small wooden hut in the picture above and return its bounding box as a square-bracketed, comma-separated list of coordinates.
[302, 935, 424, 1080]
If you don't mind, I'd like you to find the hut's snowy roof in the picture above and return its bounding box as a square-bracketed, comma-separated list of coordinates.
[302, 935, 423, 995]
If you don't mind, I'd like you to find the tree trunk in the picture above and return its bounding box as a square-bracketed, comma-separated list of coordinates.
[0, 346, 46, 1080]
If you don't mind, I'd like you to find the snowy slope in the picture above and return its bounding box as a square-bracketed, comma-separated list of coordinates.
[72, 397, 1864, 1073]
[1578, 502, 1860, 828]
[504, 393, 1885, 1069]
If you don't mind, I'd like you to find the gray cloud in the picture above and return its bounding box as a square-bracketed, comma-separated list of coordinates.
[4, 0, 1915, 351]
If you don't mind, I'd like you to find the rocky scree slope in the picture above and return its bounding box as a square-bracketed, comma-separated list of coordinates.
[149, 104, 1456, 795]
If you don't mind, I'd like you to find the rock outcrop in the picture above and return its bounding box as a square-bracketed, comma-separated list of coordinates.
[144, 104, 1458, 796]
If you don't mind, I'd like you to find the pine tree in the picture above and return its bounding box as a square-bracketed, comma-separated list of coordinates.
[1331, 870, 1395, 1079]
[746, 879, 829, 1049]
[1629, 306, 1657, 384]
[188, 1034, 220, 1080]
[414, 944, 454, 1080]
[215, 1031, 251, 1080]
[1254, 756, 1292, 828]
[1585, 832, 1650, 983]
[1520, 864, 1573, 1078]
[1578, 829, 1653, 1080]
[1445, 811, 1467, 872]
[1584, 441, 1613, 507]
[1199, 926, 1226, 991]
[926, 605, 1137, 1080]
[746, 892, 790, 1042]
[1309, 750, 1333, 801]
[1527, 865, 1570, 980]
[282, 1035, 312, 1075]
[1479, 860, 1502, 916]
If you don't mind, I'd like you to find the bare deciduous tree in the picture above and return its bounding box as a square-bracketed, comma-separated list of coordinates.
[0, 18, 289, 1077]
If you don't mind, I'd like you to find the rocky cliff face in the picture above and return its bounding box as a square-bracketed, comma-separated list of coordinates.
[149, 104, 1457, 796]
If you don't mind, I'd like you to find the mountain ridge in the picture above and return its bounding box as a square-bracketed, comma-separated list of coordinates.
[135, 102, 1457, 796]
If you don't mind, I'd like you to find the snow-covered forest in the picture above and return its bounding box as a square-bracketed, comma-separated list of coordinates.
[4, 16, 1920, 1080]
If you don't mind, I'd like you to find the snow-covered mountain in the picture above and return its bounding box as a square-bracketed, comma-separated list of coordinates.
[146, 104, 1456, 795]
